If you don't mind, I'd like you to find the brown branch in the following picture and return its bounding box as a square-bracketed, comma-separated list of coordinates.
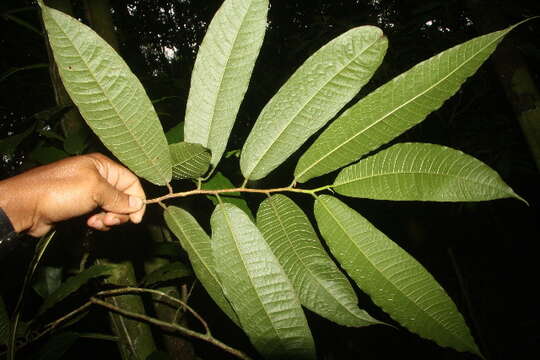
[90, 297, 253, 360]
[97, 287, 210, 335]
[145, 186, 327, 204]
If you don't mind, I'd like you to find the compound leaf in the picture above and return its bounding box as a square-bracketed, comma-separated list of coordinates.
[241, 26, 387, 180]
[314, 195, 481, 356]
[39, 2, 171, 185]
[333, 143, 525, 203]
[211, 203, 316, 359]
[257, 194, 381, 327]
[184, 0, 268, 168]
[169, 142, 211, 180]
[164, 206, 239, 325]
[295, 22, 522, 183]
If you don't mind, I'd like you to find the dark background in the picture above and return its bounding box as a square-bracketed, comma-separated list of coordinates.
[1, 0, 539, 359]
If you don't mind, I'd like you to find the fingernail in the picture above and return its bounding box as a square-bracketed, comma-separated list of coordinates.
[111, 217, 121, 225]
[129, 196, 143, 210]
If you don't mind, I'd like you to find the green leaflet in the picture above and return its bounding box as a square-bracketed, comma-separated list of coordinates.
[0, 295, 9, 346]
[163, 206, 239, 325]
[39, 265, 114, 315]
[333, 143, 525, 203]
[295, 22, 522, 183]
[140, 262, 192, 287]
[184, 0, 268, 168]
[169, 142, 211, 180]
[211, 204, 316, 359]
[314, 195, 481, 356]
[257, 194, 380, 327]
[241, 26, 388, 180]
[39, 2, 171, 185]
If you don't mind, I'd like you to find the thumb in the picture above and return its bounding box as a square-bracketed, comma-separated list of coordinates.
[95, 181, 144, 214]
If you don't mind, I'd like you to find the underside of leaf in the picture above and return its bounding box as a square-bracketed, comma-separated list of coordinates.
[40, 3, 172, 185]
[184, 0, 268, 168]
[241, 26, 388, 180]
[257, 194, 381, 327]
[314, 195, 481, 356]
[164, 206, 239, 325]
[333, 142, 525, 203]
[295, 23, 521, 183]
[212, 203, 316, 359]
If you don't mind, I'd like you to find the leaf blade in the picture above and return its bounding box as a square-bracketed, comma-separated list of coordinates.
[314, 195, 481, 356]
[241, 26, 388, 180]
[212, 203, 316, 359]
[163, 206, 239, 325]
[257, 194, 380, 327]
[40, 3, 171, 185]
[295, 23, 520, 183]
[184, 0, 268, 168]
[333, 143, 524, 202]
[169, 142, 211, 180]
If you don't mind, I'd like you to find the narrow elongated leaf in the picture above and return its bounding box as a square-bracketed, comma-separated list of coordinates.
[163, 206, 239, 325]
[295, 22, 522, 183]
[39, 2, 171, 185]
[169, 142, 211, 179]
[141, 261, 192, 287]
[39, 264, 114, 314]
[202, 172, 254, 219]
[212, 204, 316, 359]
[314, 195, 481, 356]
[0, 295, 10, 346]
[333, 142, 525, 202]
[257, 194, 380, 327]
[184, 0, 268, 168]
[241, 26, 387, 180]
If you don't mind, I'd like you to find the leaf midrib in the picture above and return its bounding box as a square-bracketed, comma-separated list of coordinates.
[264, 197, 365, 322]
[317, 197, 471, 349]
[219, 205, 285, 344]
[48, 7, 167, 184]
[245, 30, 383, 179]
[192, 0, 257, 157]
[295, 29, 509, 182]
[333, 169, 509, 195]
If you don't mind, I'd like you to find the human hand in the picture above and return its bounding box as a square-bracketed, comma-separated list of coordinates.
[0, 153, 146, 237]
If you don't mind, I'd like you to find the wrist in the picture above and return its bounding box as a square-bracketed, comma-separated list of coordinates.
[0, 177, 36, 233]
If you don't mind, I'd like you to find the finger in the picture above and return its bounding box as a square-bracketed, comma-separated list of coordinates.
[91, 154, 146, 223]
[94, 180, 144, 215]
[87, 214, 111, 231]
[103, 212, 130, 226]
